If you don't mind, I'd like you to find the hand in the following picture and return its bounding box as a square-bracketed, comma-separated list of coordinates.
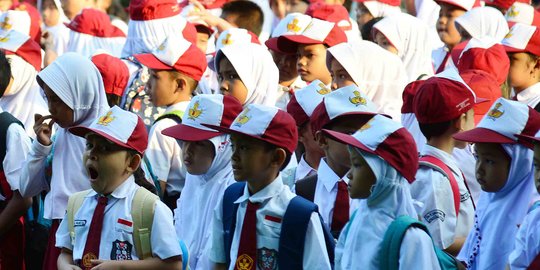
[90, 259, 121, 270]
[33, 114, 55, 146]
[188, 0, 232, 31]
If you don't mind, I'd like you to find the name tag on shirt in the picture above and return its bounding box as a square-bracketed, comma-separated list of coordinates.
[74, 220, 86, 227]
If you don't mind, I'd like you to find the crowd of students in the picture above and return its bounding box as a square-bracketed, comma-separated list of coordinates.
[0, 0, 540, 269]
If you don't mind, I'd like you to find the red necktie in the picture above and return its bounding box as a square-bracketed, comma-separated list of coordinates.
[332, 180, 350, 233]
[81, 196, 108, 270]
[235, 201, 259, 270]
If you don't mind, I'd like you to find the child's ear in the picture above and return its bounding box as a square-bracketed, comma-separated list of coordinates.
[176, 77, 188, 93]
[315, 130, 329, 150]
[271, 148, 287, 169]
[126, 153, 142, 174]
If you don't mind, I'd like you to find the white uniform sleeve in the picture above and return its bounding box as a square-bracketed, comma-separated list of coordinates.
[151, 200, 182, 259]
[3, 124, 31, 191]
[209, 196, 226, 264]
[399, 227, 442, 270]
[19, 139, 52, 197]
[55, 213, 72, 250]
[412, 168, 457, 249]
[302, 212, 332, 269]
[145, 120, 177, 181]
[509, 210, 540, 269]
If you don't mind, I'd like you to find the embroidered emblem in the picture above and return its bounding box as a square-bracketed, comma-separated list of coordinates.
[97, 111, 115, 126]
[187, 101, 203, 120]
[316, 83, 331, 95]
[235, 254, 255, 270]
[222, 33, 233, 46]
[110, 240, 133, 261]
[287, 18, 302, 33]
[74, 220, 86, 227]
[507, 5, 519, 18]
[487, 102, 504, 120]
[171, 5, 180, 12]
[258, 248, 278, 270]
[349, 90, 366, 106]
[455, 98, 471, 111]
[0, 36, 8, 43]
[460, 192, 471, 203]
[82, 252, 97, 267]
[504, 31, 513, 39]
[358, 118, 374, 132]
[1, 17, 11, 30]
[424, 209, 446, 223]
[233, 108, 251, 127]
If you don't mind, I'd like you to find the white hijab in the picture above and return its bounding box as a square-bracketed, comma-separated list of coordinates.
[2, 55, 48, 138]
[454, 7, 509, 41]
[373, 13, 435, 82]
[335, 149, 418, 268]
[67, 31, 126, 58]
[363, 1, 402, 18]
[328, 41, 408, 121]
[458, 144, 535, 270]
[37, 52, 109, 219]
[215, 43, 278, 107]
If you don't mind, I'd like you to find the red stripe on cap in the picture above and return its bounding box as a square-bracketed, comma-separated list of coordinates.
[265, 215, 282, 223]
[117, 218, 133, 227]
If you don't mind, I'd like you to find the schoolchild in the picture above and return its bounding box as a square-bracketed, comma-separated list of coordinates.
[504, 2, 540, 28]
[453, 7, 508, 41]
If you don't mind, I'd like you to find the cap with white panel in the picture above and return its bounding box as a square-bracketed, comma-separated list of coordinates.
[502, 23, 540, 56]
[0, 29, 42, 71]
[286, 79, 332, 127]
[505, 2, 540, 28]
[265, 13, 312, 54]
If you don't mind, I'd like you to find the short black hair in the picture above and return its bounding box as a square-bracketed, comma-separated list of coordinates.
[221, 0, 264, 36]
[419, 121, 453, 140]
[126, 149, 157, 194]
[361, 17, 383, 41]
[0, 50, 11, 98]
[263, 142, 293, 171]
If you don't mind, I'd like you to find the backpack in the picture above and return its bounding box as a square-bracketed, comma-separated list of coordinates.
[419, 155, 461, 217]
[0, 112, 23, 200]
[222, 182, 335, 269]
[379, 215, 466, 270]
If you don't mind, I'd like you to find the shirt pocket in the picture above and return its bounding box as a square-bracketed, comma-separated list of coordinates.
[261, 215, 282, 239]
[114, 219, 134, 242]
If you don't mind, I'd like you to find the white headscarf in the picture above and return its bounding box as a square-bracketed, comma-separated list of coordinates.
[215, 43, 278, 107]
[458, 144, 535, 270]
[2, 55, 49, 138]
[67, 31, 126, 58]
[373, 13, 435, 82]
[363, 1, 402, 18]
[454, 7, 509, 41]
[37, 52, 109, 219]
[327, 41, 408, 121]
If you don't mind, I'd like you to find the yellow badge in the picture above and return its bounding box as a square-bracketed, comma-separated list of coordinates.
[234, 108, 251, 127]
[287, 18, 302, 33]
[82, 252, 97, 268]
[187, 101, 203, 120]
[222, 33, 233, 46]
[358, 118, 374, 132]
[171, 5, 180, 12]
[235, 254, 255, 270]
[487, 102, 504, 120]
[0, 36, 8, 43]
[504, 31, 513, 39]
[97, 111, 115, 126]
[507, 5, 519, 18]
[1, 17, 11, 30]
[349, 90, 366, 106]
[317, 83, 331, 95]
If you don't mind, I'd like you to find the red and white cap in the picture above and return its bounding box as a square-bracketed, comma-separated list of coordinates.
[413, 68, 487, 124]
[0, 29, 42, 71]
[69, 106, 148, 155]
[276, 16, 347, 54]
[306, 3, 354, 31]
[134, 35, 207, 81]
[203, 104, 298, 154]
[401, 80, 425, 114]
[162, 94, 243, 141]
[128, 0, 182, 21]
[322, 114, 419, 182]
[66, 9, 125, 38]
[460, 69, 502, 125]
[266, 13, 312, 54]
[355, 0, 400, 6]
[502, 23, 540, 56]
[215, 28, 261, 52]
[91, 53, 129, 97]
[8, 2, 41, 43]
[286, 79, 332, 127]
[505, 2, 540, 27]
[457, 37, 510, 85]
[179, 0, 229, 10]
[516, 130, 540, 148]
[435, 0, 480, 11]
[310, 84, 380, 134]
[180, 3, 215, 36]
[485, 0, 517, 11]
[454, 98, 540, 148]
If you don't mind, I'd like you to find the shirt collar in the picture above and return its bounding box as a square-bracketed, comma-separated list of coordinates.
[86, 175, 137, 199]
[235, 175, 284, 204]
[422, 144, 461, 176]
[165, 100, 191, 114]
[515, 83, 540, 102]
[317, 158, 346, 192]
[296, 154, 316, 180]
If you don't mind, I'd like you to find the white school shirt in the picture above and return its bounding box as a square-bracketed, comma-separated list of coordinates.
[294, 154, 317, 182]
[411, 145, 475, 249]
[314, 158, 360, 229]
[209, 175, 332, 269]
[145, 101, 189, 196]
[55, 176, 182, 262]
[174, 174, 236, 270]
[509, 207, 540, 269]
[513, 82, 540, 109]
[0, 116, 31, 198]
[275, 77, 307, 111]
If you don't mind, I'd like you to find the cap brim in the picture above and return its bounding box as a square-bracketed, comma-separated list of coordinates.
[69, 126, 142, 154]
[502, 45, 525, 53]
[322, 129, 376, 155]
[266, 38, 295, 55]
[134, 53, 173, 70]
[162, 124, 223, 141]
[453, 127, 516, 144]
[282, 34, 324, 46]
[208, 56, 217, 72]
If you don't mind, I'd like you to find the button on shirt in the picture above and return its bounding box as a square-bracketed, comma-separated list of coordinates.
[209, 176, 331, 269]
[55, 176, 182, 262]
[411, 145, 475, 249]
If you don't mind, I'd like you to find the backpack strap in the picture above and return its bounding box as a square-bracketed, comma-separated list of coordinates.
[279, 195, 335, 269]
[295, 174, 318, 202]
[222, 182, 246, 266]
[0, 112, 23, 200]
[131, 187, 159, 259]
[419, 155, 461, 217]
[67, 190, 92, 246]
[142, 155, 162, 198]
[155, 110, 184, 124]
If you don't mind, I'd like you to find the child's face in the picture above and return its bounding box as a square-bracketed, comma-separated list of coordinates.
[60, 0, 94, 20]
[508, 52, 539, 92]
[374, 31, 398, 55]
[230, 134, 277, 182]
[356, 3, 374, 29]
[455, 109, 475, 149]
[146, 69, 180, 107]
[83, 134, 136, 195]
[297, 44, 332, 85]
[218, 56, 249, 105]
[330, 58, 356, 90]
[475, 142, 511, 192]
[437, 3, 465, 49]
[42, 82, 74, 128]
[182, 140, 216, 175]
[347, 148, 376, 199]
[270, 50, 298, 84]
[534, 144, 540, 194]
[42, 0, 60, 27]
[195, 32, 209, 54]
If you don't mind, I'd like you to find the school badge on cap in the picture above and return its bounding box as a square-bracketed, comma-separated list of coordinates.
[505, 2, 540, 28]
[215, 28, 261, 51]
[502, 23, 540, 56]
[265, 13, 312, 54]
[286, 79, 331, 126]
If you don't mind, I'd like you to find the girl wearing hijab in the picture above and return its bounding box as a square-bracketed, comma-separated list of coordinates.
[325, 114, 441, 269]
[18, 52, 109, 270]
[161, 94, 243, 270]
[454, 98, 540, 270]
[454, 6, 509, 41]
